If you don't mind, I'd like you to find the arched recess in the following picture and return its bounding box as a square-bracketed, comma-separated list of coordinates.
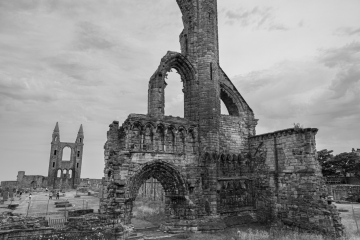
[148, 51, 197, 120]
[125, 160, 187, 223]
[220, 84, 246, 116]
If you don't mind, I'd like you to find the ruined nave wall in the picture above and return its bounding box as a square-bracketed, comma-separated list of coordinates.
[250, 128, 344, 237]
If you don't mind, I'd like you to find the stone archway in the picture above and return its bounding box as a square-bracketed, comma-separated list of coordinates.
[124, 160, 188, 224]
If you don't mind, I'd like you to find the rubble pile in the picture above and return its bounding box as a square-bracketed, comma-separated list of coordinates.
[64, 213, 135, 239]
[0, 212, 48, 230]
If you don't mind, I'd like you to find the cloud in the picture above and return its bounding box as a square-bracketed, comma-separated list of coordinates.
[335, 27, 360, 36]
[232, 42, 360, 154]
[225, 7, 289, 31]
[319, 42, 360, 67]
[318, 42, 360, 99]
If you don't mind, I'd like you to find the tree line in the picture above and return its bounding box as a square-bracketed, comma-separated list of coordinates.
[317, 149, 360, 183]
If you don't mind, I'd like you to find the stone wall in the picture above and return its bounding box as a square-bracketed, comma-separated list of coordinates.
[219, 115, 247, 152]
[99, 0, 344, 237]
[249, 128, 344, 237]
[0, 181, 17, 191]
[100, 115, 204, 224]
[328, 185, 360, 201]
[17, 173, 47, 189]
[1, 172, 47, 190]
[79, 178, 102, 189]
[0, 228, 53, 240]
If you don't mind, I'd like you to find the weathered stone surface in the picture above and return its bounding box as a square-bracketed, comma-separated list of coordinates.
[99, 0, 344, 237]
[47, 123, 84, 189]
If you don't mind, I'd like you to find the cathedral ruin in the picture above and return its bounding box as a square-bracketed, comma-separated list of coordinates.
[100, 0, 344, 236]
[1, 123, 85, 190]
[47, 122, 84, 189]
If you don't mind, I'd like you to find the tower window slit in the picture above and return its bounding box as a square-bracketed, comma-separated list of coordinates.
[77, 151, 80, 157]
[52, 162, 55, 168]
[54, 150, 57, 155]
[210, 63, 213, 80]
[77, 163, 79, 168]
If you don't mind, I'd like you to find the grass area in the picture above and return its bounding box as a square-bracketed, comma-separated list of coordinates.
[132, 200, 360, 240]
[132, 198, 166, 224]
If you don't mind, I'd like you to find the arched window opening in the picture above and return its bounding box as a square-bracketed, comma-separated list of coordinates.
[220, 90, 240, 116]
[164, 69, 184, 118]
[221, 99, 229, 115]
[79, 138, 82, 143]
[62, 147, 72, 161]
[68, 169, 73, 179]
[63, 169, 67, 178]
[77, 151, 80, 157]
[57, 169, 61, 178]
[77, 163, 79, 168]
[54, 150, 57, 156]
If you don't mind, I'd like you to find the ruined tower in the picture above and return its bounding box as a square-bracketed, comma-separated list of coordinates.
[47, 122, 84, 189]
[101, 0, 344, 236]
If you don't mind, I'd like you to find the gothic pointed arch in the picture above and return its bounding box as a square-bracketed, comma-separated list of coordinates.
[127, 160, 187, 201]
[148, 51, 198, 120]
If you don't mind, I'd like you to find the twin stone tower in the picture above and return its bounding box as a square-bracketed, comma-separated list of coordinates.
[47, 122, 84, 189]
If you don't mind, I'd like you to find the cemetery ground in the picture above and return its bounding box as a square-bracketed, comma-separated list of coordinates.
[1, 192, 360, 239]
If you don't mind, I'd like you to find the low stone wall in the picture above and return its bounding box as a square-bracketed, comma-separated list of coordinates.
[0, 212, 48, 231]
[0, 228, 53, 240]
[328, 185, 360, 201]
[68, 209, 94, 217]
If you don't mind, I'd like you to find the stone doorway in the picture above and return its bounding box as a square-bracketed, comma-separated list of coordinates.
[131, 178, 165, 226]
[124, 160, 188, 224]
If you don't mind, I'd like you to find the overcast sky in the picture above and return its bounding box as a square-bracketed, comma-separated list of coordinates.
[0, 0, 359, 182]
